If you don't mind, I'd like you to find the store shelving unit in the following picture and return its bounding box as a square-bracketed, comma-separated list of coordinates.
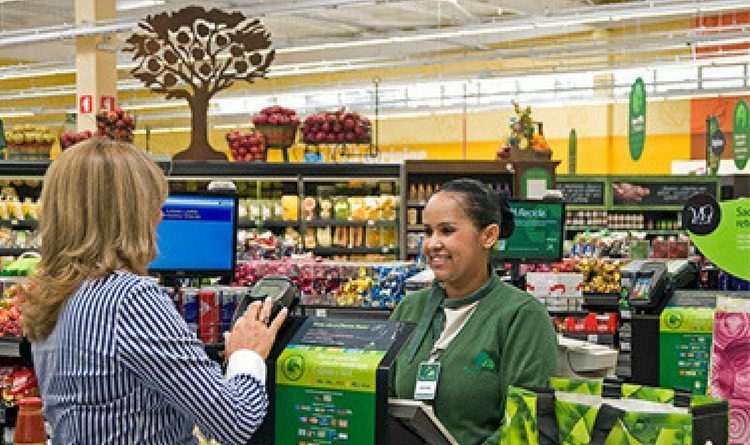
[399, 160, 516, 259]
[557, 175, 720, 239]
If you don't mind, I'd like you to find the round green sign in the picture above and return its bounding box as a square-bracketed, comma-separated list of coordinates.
[629, 77, 647, 161]
[733, 100, 749, 170]
[281, 354, 305, 381]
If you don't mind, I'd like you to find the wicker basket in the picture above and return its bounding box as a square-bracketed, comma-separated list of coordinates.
[255, 124, 298, 148]
[5, 144, 53, 160]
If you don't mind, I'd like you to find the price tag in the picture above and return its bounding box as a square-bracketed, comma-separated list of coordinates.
[587, 334, 598, 343]
[620, 310, 632, 319]
[10, 220, 18, 226]
[367, 220, 375, 226]
[315, 309, 327, 317]
[621, 342, 631, 352]
[381, 247, 390, 254]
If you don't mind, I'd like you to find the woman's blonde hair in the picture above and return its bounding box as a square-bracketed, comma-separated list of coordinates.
[22, 138, 168, 341]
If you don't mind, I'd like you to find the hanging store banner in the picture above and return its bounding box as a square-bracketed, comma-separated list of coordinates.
[568, 128, 577, 174]
[706, 116, 721, 176]
[733, 100, 749, 171]
[628, 77, 646, 161]
[685, 196, 750, 280]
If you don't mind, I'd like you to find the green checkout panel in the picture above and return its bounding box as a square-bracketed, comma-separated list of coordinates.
[247, 316, 454, 444]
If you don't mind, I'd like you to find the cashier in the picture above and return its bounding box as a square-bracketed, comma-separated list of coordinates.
[389, 178, 557, 445]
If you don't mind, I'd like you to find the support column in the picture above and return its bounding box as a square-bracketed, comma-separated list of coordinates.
[75, 0, 117, 133]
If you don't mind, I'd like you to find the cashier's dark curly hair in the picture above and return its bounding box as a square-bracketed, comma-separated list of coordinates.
[439, 178, 515, 239]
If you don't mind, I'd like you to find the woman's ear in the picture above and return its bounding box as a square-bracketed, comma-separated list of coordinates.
[481, 223, 500, 249]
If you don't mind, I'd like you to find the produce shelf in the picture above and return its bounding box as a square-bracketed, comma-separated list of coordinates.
[0, 336, 24, 358]
[237, 220, 299, 229]
[312, 247, 397, 255]
[0, 220, 37, 230]
[0, 248, 37, 256]
[305, 219, 397, 228]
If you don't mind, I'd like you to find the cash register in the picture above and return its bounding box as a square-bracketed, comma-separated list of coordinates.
[234, 276, 452, 445]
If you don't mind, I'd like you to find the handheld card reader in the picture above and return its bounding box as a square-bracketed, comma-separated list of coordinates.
[231, 276, 300, 328]
[620, 260, 670, 312]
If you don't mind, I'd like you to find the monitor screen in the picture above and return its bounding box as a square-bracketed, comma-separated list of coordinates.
[149, 193, 238, 274]
[492, 200, 565, 262]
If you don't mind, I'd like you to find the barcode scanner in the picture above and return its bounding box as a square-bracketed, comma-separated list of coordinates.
[231, 276, 299, 329]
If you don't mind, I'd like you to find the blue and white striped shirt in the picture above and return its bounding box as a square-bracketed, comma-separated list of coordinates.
[32, 271, 267, 445]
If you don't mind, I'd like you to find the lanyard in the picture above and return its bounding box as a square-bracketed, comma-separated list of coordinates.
[404, 271, 499, 364]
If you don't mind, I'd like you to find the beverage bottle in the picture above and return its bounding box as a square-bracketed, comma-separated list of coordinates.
[14, 397, 45, 445]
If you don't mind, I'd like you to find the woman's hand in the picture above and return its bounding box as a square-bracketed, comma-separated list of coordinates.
[225, 298, 288, 360]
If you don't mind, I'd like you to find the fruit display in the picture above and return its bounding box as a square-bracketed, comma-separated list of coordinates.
[59, 130, 94, 150]
[575, 257, 623, 294]
[225, 130, 266, 162]
[301, 108, 371, 145]
[251, 106, 299, 148]
[497, 101, 551, 159]
[4, 125, 56, 160]
[95, 108, 135, 142]
[0, 284, 24, 337]
[252, 106, 299, 127]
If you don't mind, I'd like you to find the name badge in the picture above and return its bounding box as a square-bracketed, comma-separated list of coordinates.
[414, 361, 440, 400]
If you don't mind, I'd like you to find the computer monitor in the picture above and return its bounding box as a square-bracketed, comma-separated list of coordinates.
[491, 199, 565, 262]
[149, 193, 238, 276]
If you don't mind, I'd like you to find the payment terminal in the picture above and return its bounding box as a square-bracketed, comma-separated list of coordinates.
[231, 276, 300, 327]
[620, 260, 671, 312]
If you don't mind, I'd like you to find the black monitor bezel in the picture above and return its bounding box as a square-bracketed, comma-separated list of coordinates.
[148, 190, 239, 278]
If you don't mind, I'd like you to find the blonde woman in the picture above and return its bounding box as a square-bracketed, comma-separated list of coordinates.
[21, 138, 286, 445]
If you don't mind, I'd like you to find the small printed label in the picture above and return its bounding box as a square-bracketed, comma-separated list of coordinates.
[414, 362, 440, 400]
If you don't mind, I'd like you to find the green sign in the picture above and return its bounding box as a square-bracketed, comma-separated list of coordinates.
[686, 198, 750, 280]
[659, 307, 714, 395]
[628, 77, 646, 161]
[275, 319, 395, 445]
[706, 116, 721, 175]
[733, 100, 749, 170]
[568, 128, 577, 174]
[493, 201, 563, 261]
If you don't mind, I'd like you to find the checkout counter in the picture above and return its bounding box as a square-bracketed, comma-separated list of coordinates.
[238, 276, 457, 445]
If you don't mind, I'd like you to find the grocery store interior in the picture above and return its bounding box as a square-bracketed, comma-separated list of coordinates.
[0, 0, 749, 443]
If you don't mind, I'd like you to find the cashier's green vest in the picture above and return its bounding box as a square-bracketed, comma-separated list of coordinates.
[389, 278, 557, 445]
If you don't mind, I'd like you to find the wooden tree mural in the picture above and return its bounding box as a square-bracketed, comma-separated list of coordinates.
[125, 6, 275, 160]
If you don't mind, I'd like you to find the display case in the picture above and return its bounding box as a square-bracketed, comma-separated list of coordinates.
[0, 160, 402, 260]
[557, 175, 721, 239]
[399, 160, 515, 259]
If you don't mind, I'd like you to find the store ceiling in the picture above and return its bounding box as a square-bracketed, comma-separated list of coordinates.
[0, 0, 748, 122]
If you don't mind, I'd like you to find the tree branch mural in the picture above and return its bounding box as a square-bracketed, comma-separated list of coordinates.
[125, 6, 275, 160]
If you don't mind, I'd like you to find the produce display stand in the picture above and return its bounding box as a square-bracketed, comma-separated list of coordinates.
[303, 142, 378, 162]
[255, 124, 299, 163]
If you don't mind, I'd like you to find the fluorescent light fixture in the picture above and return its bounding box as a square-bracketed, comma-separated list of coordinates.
[117, 0, 165, 11]
[121, 102, 188, 111]
[213, 123, 253, 130]
[132, 126, 191, 135]
[0, 111, 34, 118]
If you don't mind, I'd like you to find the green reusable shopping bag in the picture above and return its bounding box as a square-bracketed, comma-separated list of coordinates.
[499, 378, 729, 445]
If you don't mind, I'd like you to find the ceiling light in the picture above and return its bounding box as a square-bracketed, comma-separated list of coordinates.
[116, 0, 165, 12]
[0, 111, 34, 118]
[122, 102, 188, 111]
